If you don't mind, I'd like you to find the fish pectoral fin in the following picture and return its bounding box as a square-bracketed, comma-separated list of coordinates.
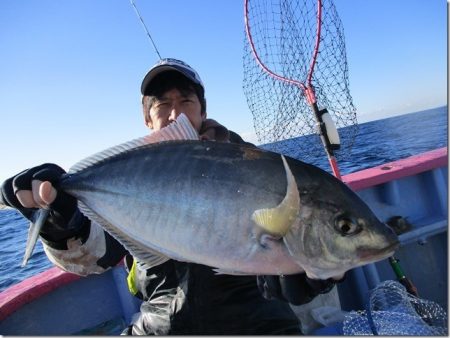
[258, 233, 283, 249]
[251, 155, 300, 237]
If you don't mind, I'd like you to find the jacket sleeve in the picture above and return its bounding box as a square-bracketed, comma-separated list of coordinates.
[256, 273, 343, 306]
[41, 220, 128, 276]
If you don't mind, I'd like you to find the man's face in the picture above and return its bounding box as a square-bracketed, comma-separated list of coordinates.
[146, 88, 205, 131]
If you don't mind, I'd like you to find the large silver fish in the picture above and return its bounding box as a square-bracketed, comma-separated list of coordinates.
[21, 114, 399, 278]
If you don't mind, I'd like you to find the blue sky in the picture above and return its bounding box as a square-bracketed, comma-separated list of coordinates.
[0, 0, 447, 180]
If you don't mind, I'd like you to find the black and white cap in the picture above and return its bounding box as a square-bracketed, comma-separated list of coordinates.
[141, 58, 204, 95]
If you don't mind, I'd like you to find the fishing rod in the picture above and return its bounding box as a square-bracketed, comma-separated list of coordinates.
[388, 256, 419, 297]
[128, 0, 162, 60]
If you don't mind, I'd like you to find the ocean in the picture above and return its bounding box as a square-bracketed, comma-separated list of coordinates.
[0, 105, 447, 292]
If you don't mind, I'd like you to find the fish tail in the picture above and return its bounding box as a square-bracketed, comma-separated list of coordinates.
[21, 209, 50, 267]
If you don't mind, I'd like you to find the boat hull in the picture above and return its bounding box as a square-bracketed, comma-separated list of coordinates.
[0, 265, 141, 335]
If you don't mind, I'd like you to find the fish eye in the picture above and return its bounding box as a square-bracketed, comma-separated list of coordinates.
[335, 216, 361, 236]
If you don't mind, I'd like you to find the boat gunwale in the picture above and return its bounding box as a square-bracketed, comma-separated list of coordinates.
[0, 266, 80, 321]
[343, 147, 447, 191]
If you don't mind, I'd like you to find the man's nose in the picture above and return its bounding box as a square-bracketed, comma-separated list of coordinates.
[168, 106, 181, 121]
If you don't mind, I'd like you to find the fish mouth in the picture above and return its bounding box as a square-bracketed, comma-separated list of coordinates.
[357, 240, 400, 262]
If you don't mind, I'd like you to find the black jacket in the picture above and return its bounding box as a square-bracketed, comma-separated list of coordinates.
[126, 260, 305, 335]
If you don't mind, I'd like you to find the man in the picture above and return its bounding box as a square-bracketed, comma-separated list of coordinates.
[1, 58, 342, 334]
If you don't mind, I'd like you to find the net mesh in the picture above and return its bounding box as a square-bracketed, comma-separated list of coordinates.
[243, 0, 358, 162]
[343, 280, 448, 335]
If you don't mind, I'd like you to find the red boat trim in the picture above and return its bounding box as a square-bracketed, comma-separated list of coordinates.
[0, 267, 80, 321]
[343, 147, 447, 191]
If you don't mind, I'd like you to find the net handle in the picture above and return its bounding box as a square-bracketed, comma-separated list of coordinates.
[311, 102, 342, 179]
[307, 0, 322, 90]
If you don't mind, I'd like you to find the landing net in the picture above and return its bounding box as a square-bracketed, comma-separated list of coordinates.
[343, 280, 448, 335]
[243, 0, 358, 163]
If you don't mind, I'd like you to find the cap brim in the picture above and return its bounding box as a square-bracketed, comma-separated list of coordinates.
[141, 65, 202, 95]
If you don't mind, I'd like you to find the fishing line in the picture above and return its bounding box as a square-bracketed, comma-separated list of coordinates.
[129, 0, 162, 60]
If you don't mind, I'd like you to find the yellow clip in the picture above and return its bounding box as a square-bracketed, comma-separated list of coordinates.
[126, 258, 139, 296]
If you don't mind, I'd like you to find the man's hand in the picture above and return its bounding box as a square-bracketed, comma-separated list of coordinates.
[1, 164, 66, 220]
[16, 179, 57, 209]
[1, 164, 89, 243]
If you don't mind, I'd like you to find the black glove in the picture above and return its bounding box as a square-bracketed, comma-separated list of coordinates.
[257, 273, 345, 306]
[0, 163, 90, 248]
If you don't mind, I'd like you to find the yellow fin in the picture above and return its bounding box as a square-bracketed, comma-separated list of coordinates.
[251, 155, 300, 236]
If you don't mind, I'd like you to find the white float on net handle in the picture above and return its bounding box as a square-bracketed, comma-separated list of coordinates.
[320, 110, 340, 149]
